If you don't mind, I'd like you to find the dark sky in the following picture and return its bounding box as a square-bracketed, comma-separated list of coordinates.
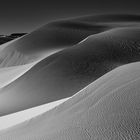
[0, 0, 140, 34]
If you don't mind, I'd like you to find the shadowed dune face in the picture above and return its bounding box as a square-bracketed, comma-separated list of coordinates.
[1, 14, 140, 138]
[75, 14, 140, 22]
[0, 14, 140, 67]
[0, 97, 69, 131]
[1, 62, 140, 139]
[1, 26, 140, 116]
[0, 18, 109, 67]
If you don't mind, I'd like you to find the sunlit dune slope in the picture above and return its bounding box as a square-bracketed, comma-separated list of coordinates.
[0, 97, 69, 131]
[1, 27, 140, 116]
[0, 14, 140, 67]
[0, 62, 36, 88]
[0, 17, 108, 67]
[1, 62, 140, 139]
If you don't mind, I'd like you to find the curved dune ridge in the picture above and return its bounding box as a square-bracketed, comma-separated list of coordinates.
[1, 14, 140, 139]
[0, 14, 140, 67]
[1, 62, 140, 139]
[2, 26, 140, 116]
[0, 97, 69, 131]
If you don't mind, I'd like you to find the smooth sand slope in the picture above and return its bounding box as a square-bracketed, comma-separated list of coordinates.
[0, 14, 140, 67]
[0, 15, 109, 67]
[1, 62, 140, 139]
[0, 62, 36, 88]
[0, 97, 69, 131]
[1, 26, 140, 116]
[0, 14, 140, 138]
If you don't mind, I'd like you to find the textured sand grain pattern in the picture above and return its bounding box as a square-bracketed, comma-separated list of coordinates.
[0, 14, 140, 139]
[1, 62, 140, 139]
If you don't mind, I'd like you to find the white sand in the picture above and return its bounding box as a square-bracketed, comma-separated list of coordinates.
[0, 97, 69, 131]
[1, 62, 140, 139]
[0, 15, 140, 139]
[0, 62, 36, 88]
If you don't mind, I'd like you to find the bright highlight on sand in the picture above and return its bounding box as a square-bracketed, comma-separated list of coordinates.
[1, 14, 140, 139]
[0, 98, 69, 130]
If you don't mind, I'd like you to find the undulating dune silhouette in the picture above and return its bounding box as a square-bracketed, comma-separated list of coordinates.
[0, 14, 140, 67]
[1, 26, 140, 116]
[0, 33, 26, 45]
[1, 62, 140, 139]
[0, 16, 108, 67]
[0, 14, 140, 139]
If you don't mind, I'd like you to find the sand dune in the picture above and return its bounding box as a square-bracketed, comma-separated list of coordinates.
[1, 26, 140, 116]
[0, 15, 108, 67]
[0, 62, 36, 88]
[0, 14, 140, 139]
[0, 14, 140, 67]
[1, 62, 140, 139]
[0, 97, 69, 131]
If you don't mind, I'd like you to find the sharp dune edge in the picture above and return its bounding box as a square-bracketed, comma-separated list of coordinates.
[1, 62, 140, 139]
[2, 26, 140, 116]
[0, 97, 69, 131]
[1, 14, 140, 139]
